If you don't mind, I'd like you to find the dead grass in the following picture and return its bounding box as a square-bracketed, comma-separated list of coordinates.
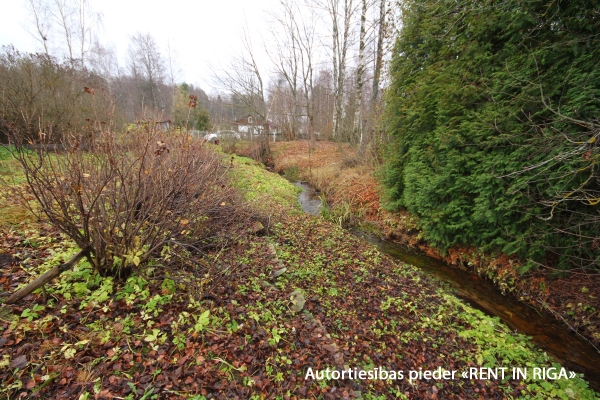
[271, 141, 352, 172]
[75, 367, 97, 384]
[0, 201, 33, 227]
[271, 141, 381, 218]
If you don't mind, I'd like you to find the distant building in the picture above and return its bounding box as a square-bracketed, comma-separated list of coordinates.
[234, 115, 279, 135]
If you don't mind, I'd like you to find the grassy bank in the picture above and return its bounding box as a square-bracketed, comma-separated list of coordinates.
[0, 150, 597, 398]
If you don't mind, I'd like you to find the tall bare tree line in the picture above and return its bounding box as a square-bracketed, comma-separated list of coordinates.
[15, 0, 394, 145]
[18, 0, 214, 126]
[210, 0, 393, 146]
[24, 0, 102, 66]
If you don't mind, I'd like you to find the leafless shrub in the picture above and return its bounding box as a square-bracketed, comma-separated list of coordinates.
[7, 124, 255, 279]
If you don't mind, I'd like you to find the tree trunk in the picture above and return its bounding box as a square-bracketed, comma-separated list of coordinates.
[371, 0, 385, 110]
[354, 0, 367, 144]
[331, 1, 340, 137]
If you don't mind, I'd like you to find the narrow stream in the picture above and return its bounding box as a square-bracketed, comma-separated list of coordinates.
[294, 181, 600, 391]
[293, 182, 322, 215]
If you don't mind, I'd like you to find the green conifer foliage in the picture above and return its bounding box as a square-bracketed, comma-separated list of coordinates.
[384, 0, 600, 271]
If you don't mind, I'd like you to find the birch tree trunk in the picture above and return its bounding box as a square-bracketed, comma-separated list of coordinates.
[338, 0, 353, 139]
[331, 0, 340, 137]
[354, 0, 367, 144]
[371, 0, 385, 110]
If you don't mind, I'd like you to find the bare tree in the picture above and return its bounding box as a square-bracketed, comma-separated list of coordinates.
[127, 32, 168, 118]
[211, 27, 268, 127]
[319, 0, 355, 138]
[89, 40, 119, 79]
[23, 0, 52, 56]
[312, 69, 334, 136]
[294, 4, 319, 144]
[354, 0, 368, 144]
[73, 0, 101, 65]
[24, 0, 101, 66]
[52, 0, 76, 62]
[166, 40, 182, 112]
[268, 0, 320, 141]
[267, 1, 300, 139]
[364, 0, 394, 151]
[370, 0, 385, 111]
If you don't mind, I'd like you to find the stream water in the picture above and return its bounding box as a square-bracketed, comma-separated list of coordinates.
[294, 181, 600, 391]
[293, 182, 323, 215]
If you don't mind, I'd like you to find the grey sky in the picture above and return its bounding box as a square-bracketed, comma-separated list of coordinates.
[0, 0, 280, 91]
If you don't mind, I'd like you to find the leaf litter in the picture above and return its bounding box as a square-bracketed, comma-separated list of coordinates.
[0, 169, 597, 399]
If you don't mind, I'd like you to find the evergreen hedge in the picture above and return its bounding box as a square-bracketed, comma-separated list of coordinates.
[384, 0, 600, 271]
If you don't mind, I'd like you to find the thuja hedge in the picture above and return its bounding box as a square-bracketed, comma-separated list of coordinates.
[383, 0, 600, 271]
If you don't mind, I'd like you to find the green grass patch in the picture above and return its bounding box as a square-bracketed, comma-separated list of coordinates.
[228, 154, 302, 213]
[0, 146, 14, 161]
[0, 146, 25, 181]
[0, 147, 32, 225]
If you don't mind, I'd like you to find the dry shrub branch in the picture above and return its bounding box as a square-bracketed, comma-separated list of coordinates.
[7, 125, 254, 281]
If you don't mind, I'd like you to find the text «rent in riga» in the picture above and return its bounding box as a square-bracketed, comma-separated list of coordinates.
[305, 366, 578, 382]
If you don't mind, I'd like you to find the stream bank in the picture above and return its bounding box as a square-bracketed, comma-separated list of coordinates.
[269, 140, 600, 353]
[294, 178, 600, 392]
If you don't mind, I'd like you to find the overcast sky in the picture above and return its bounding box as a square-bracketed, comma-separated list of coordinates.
[0, 0, 281, 92]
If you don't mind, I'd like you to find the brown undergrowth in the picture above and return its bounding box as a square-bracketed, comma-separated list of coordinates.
[269, 140, 600, 349]
[271, 141, 381, 219]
